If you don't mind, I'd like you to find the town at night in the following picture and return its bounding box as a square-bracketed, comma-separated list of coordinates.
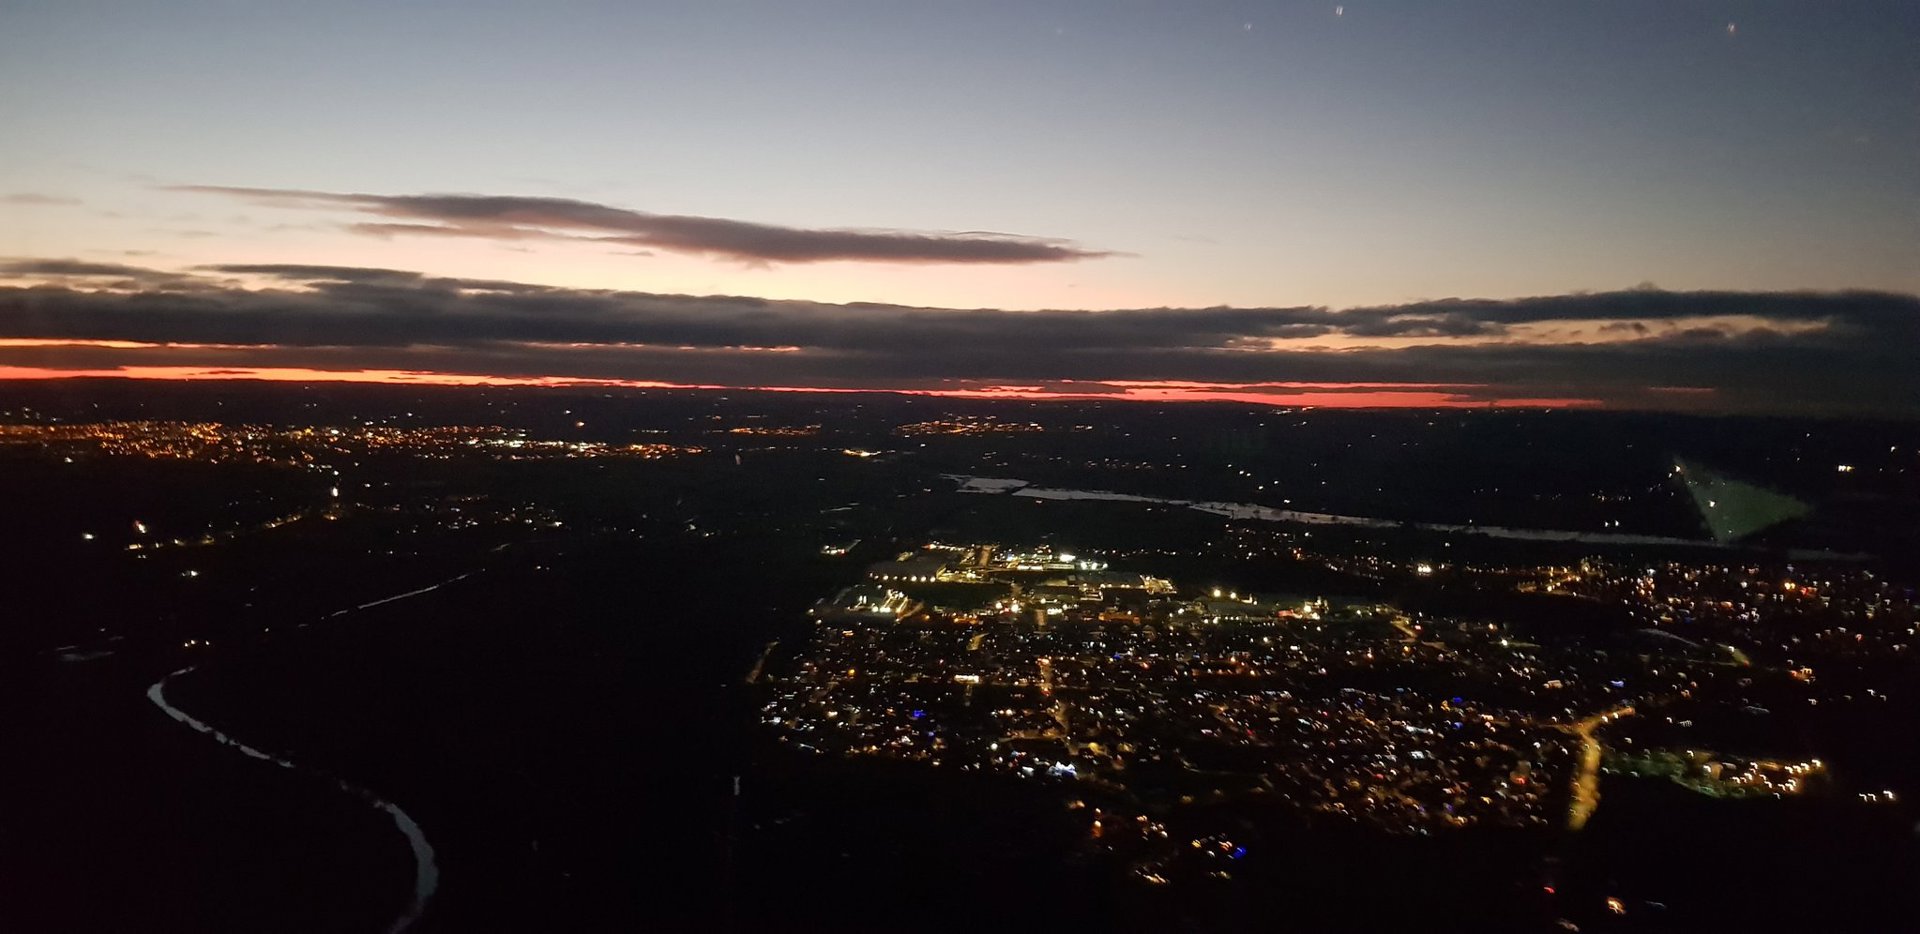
[5, 2, 1917, 931]
[1, 382, 1916, 931]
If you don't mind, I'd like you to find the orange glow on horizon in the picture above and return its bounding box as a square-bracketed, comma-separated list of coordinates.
[908, 384, 1599, 408]
[0, 365, 1599, 409]
[1098, 379, 1479, 390]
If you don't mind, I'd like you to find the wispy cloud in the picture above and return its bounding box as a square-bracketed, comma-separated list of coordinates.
[0, 258, 201, 289]
[1, 193, 81, 206]
[170, 185, 1115, 265]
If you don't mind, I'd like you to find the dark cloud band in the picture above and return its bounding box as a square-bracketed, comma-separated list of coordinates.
[168, 185, 1113, 265]
[2, 258, 1915, 416]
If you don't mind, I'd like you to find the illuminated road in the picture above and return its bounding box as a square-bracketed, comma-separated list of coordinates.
[744, 639, 779, 684]
[1387, 613, 1420, 641]
[1565, 705, 1635, 831]
[326, 571, 474, 618]
[125, 507, 317, 553]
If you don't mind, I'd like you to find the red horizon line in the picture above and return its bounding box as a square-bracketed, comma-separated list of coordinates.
[0, 365, 1603, 410]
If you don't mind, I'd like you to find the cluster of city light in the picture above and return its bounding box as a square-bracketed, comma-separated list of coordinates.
[770, 527, 1920, 881]
[723, 424, 821, 437]
[769, 541, 1685, 853]
[894, 418, 1048, 436]
[0, 420, 708, 465]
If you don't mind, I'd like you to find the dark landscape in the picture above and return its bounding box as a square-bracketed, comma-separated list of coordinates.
[6, 4, 1917, 930]
[4, 380, 1917, 932]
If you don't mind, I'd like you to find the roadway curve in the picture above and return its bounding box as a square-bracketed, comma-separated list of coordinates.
[1565, 705, 1636, 832]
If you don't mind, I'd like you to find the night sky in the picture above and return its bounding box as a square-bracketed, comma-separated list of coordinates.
[2, 1, 1916, 414]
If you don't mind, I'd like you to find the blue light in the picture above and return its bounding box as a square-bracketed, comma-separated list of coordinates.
[911, 709, 926, 719]
[1229, 847, 1246, 860]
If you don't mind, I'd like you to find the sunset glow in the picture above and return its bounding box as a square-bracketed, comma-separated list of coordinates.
[1, 2, 1913, 416]
[0, 365, 1600, 409]
[5, 6, 1920, 933]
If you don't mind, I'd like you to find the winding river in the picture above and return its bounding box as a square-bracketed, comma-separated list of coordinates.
[148, 667, 438, 934]
[143, 571, 478, 932]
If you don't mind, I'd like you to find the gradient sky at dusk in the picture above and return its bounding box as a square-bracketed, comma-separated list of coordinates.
[3, 1, 1917, 413]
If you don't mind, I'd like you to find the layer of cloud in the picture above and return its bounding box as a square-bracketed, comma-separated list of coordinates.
[0, 258, 201, 289]
[1, 258, 1916, 416]
[1, 193, 82, 206]
[169, 185, 1113, 265]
